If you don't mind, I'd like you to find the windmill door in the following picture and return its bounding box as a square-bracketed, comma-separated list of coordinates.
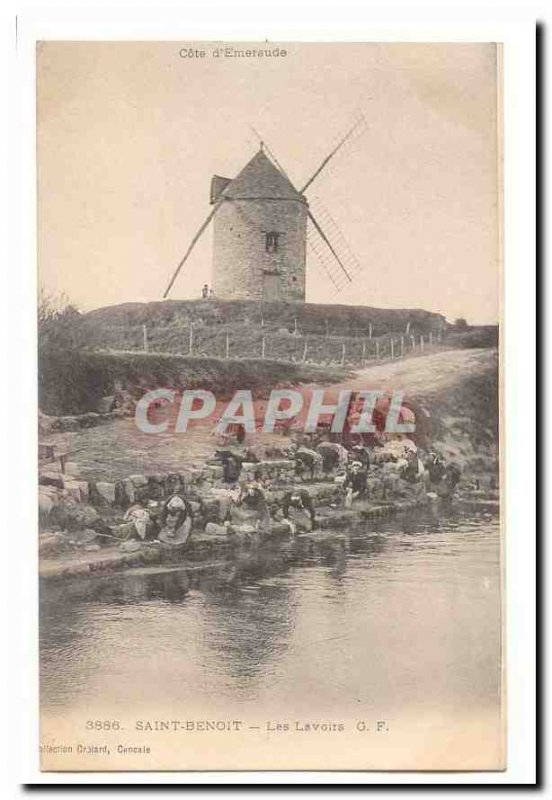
[262, 273, 280, 301]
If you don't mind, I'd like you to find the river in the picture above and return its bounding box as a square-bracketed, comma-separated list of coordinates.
[39, 507, 503, 770]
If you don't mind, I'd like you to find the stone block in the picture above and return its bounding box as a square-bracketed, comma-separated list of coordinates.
[110, 521, 136, 540]
[122, 478, 135, 505]
[39, 471, 64, 489]
[94, 481, 117, 505]
[97, 395, 116, 413]
[38, 491, 55, 515]
[63, 480, 87, 503]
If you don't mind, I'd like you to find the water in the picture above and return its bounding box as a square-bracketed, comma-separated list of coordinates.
[40, 507, 501, 726]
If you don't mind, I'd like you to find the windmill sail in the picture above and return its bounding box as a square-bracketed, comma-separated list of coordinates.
[163, 202, 222, 298]
[307, 198, 363, 293]
[310, 197, 362, 275]
[300, 114, 367, 193]
[307, 221, 346, 292]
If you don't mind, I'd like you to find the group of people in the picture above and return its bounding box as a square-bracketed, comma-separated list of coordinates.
[120, 433, 463, 547]
[123, 494, 195, 547]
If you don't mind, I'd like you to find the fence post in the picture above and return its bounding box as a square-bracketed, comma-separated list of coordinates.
[293, 317, 298, 335]
[390, 338, 395, 359]
[405, 321, 411, 335]
[362, 341, 366, 366]
[369, 323, 373, 339]
[261, 336, 266, 359]
[189, 323, 193, 355]
[429, 331, 433, 346]
[410, 335, 415, 350]
[302, 339, 308, 362]
[376, 340, 380, 360]
[400, 336, 404, 357]
[225, 333, 230, 359]
[420, 335, 424, 352]
[142, 324, 148, 353]
[341, 343, 346, 365]
[325, 319, 329, 338]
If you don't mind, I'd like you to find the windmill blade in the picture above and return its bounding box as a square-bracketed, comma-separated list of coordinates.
[307, 224, 344, 292]
[299, 114, 367, 194]
[309, 196, 363, 280]
[307, 209, 353, 290]
[162, 202, 221, 298]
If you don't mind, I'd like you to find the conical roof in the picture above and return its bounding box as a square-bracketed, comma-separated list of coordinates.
[221, 149, 306, 202]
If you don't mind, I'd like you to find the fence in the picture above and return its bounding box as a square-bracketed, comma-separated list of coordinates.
[82, 321, 443, 368]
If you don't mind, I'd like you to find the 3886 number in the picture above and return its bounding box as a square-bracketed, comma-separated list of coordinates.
[86, 720, 121, 731]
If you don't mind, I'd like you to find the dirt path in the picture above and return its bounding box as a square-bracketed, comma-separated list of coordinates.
[326, 348, 497, 397]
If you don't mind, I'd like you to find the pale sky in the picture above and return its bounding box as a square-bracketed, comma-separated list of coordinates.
[37, 42, 499, 324]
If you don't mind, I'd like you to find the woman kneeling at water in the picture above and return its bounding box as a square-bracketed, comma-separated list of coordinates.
[158, 494, 194, 546]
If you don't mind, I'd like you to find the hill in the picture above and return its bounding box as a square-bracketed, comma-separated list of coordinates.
[83, 298, 446, 338]
[79, 299, 448, 363]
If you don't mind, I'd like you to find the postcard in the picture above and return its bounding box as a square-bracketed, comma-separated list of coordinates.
[37, 40, 504, 772]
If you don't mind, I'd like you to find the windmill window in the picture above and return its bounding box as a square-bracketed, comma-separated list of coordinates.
[265, 232, 280, 253]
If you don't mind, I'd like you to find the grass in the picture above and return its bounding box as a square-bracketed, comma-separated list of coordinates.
[39, 349, 351, 415]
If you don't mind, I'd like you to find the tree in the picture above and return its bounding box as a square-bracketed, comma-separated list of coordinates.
[38, 289, 88, 414]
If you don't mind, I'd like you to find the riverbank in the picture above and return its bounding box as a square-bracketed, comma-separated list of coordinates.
[38, 348, 499, 581]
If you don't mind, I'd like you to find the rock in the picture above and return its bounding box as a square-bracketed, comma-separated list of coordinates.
[114, 390, 136, 414]
[39, 491, 55, 515]
[39, 471, 64, 489]
[84, 544, 101, 552]
[130, 474, 148, 488]
[38, 411, 58, 435]
[73, 528, 99, 544]
[121, 478, 135, 505]
[58, 416, 81, 432]
[204, 522, 230, 536]
[119, 540, 143, 553]
[51, 501, 100, 531]
[63, 479, 89, 502]
[147, 475, 166, 499]
[79, 412, 101, 428]
[63, 462, 81, 476]
[93, 481, 117, 505]
[97, 395, 116, 413]
[110, 521, 137, 540]
[38, 531, 67, 554]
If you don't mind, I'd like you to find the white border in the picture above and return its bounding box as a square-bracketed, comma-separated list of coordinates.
[4, 3, 537, 788]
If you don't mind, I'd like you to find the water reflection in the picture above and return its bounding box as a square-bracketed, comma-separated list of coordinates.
[40, 509, 501, 718]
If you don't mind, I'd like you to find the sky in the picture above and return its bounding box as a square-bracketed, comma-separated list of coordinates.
[37, 41, 500, 324]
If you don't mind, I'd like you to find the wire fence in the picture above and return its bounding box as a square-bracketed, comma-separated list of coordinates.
[82, 322, 444, 367]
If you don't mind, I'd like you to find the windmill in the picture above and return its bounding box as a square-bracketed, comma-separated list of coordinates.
[163, 115, 367, 301]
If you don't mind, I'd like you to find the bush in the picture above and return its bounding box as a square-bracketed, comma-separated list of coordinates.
[38, 290, 105, 415]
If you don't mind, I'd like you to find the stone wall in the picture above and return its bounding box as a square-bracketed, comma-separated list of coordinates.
[212, 198, 307, 302]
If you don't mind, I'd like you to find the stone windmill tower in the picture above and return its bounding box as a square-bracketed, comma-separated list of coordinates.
[210, 149, 307, 302]
[163, 118, 366, 301]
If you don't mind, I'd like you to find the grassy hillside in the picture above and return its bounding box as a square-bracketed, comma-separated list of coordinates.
[77, 298, 448, 363]
[39, 350, 350, 415]
[83, 298, 446, 338]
